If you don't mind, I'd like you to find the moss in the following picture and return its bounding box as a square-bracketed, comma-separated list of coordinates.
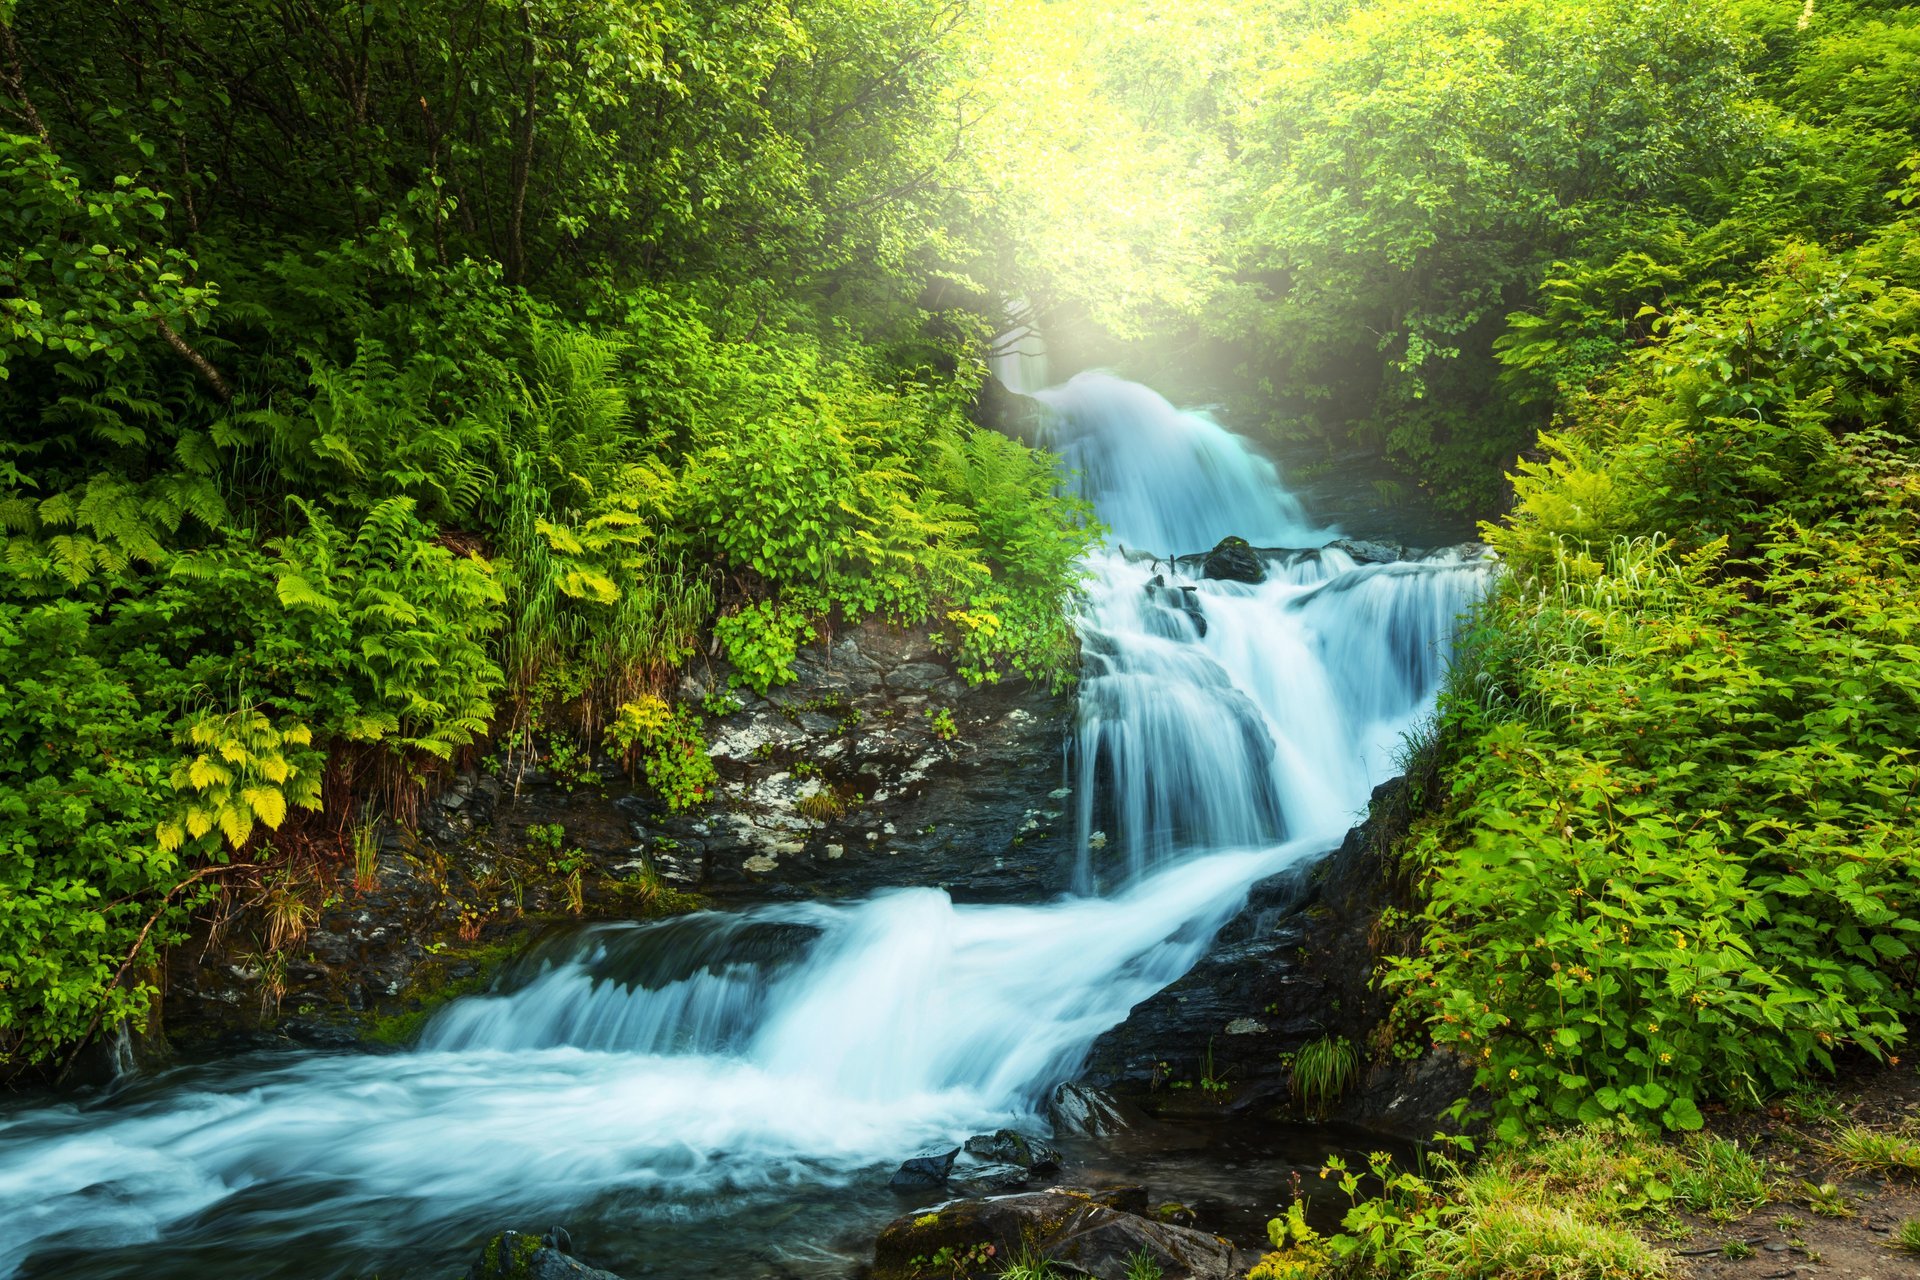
[361, 937, 524, 1045]
[473, 1230, 548, 1280]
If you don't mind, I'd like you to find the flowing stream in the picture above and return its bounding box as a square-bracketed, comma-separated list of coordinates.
[0, 373, 1486, 1280]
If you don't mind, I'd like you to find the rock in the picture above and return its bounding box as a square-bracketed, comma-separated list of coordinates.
[1074, 778, 1474, 1138]
[889, 1144, 962, 1190]
[1327, 536, 1407, 564]
[1200, 537, 1264, 584]
[950, 1160, 1033, 1194]
[871, 1189, 1243, 1280]
[1145, 574, 1207, 637]
[465, 1230, 626, 1280]
[1047, 1082, 1137, 1138]
[963, 1129, 1062, 1174]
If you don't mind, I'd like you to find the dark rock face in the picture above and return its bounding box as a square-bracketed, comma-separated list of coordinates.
[1200, 537, 1264, 584]
[1075, 779, 1471, 1138]
[872, 1188, 1248, 1280]
[465, 1230, 625, 1280]
[890, 1145, 963, 1191]
[650, 619, 1079, 905]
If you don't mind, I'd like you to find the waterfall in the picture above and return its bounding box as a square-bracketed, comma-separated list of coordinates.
[0, 375, 1488, 1280]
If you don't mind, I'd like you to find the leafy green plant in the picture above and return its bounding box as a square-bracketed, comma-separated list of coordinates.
[158, 705, 325, 853]
[606, 696, 716, 813]
[926, 707, 959, 741]
[714, 601, 816, 696]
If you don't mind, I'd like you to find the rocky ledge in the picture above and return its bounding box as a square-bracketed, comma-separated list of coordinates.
[161, 617, 1079, 1055]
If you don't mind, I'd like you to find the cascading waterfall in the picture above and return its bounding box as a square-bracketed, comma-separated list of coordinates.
[0, 373, 1487, 1280]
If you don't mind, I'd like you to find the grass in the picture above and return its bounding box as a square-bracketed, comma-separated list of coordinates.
[1893, 1218, 1920, 1253]
[1412, 1175, 1673, 1280]
[1516, 1123, 1770, 1225]
[1290, 1034, 1359, 1120]
[351, 820, 381, 892]
[1122, 1249, 1163, 1280]
[797, 784, 851, 824]
[1671, 1136, 1770, 1223]
[1826, 1124, 1920, 1176]
[998, 1246, 1061, 1280]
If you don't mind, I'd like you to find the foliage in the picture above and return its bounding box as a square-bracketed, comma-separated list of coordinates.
[714, 602, 818, 696]
[606, 696, 717, 813]
[1391, 204, 1920, 1134]
[1290, 1127, 1770, 1279]
[1826, 1125, 1920, 1176]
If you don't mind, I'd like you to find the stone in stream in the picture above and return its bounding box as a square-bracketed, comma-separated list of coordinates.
[945, 1128, 1065, 1193]
[871, 1188, 1246, 1280]
[1200, 536, 1264, 584]
[888, 1144, 962, 1190]
[465, 1230, 626, 1280]
[1047, 1081, 1136, 1138]
[963, 1128, 1062, 1173]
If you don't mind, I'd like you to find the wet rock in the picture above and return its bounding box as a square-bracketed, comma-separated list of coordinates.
[871, 1188, 1244, 1280]
[890, 1144, 962, 1191]
[1145, 574, 1207, 637]
[964, 1129, 1062, 1174]
[465, 1230, 625, 1280]
[950, 1161, 1034, 1194]
[1048, 1081, 1138, 1138]
[1200, 536, 1264, 584]
[1075, 778, 1473, 1138]
[163, 614, 1078, 1053]
[1327, 536, 1407, 564]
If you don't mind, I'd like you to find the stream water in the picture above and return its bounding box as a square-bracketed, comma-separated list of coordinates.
[0, 374, 1486, 1280]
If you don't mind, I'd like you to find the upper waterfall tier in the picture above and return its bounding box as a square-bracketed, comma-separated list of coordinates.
[1035, 372, 1324, 555]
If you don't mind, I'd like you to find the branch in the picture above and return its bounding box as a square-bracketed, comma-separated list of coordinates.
[56, 861, 264, 1083]
[143, 292, 234, 402]
[0, 17, 50, 142]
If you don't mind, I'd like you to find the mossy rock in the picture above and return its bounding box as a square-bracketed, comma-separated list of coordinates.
[464, 1230, 625, 1280]
[871, 1188, 1240, 1280]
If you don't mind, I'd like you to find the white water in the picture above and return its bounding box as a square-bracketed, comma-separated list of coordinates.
[0, 373, 1486, 1280]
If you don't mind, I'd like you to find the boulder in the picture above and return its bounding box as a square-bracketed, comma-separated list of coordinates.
[1327, 536, 1407, 564]
[1200, 537, 1264, 584]
[964, 1129, 1062, 1174]
[465, 1230, 625, 1280]
[889, 1144, 962, 1191]
[871, 1188, 1243, 1280]
[1047, 1082, 1136, 1138]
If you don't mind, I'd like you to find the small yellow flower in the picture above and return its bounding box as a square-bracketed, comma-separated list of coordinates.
[1509, 1068, 1520, 1080]
[1659, 1052, 1672, 1064]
